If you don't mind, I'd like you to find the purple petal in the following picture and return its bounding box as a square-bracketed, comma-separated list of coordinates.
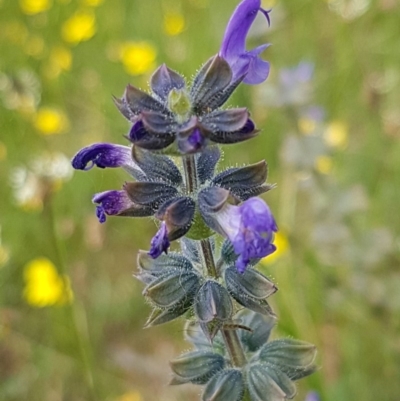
[243, 45, 271, 85]
[92, 190, 133, 223]
[220, 0, 271, 84]
[129, 120, 148, 142]
[148, 222, 170, 258]
[215, 197, 277, 272]
[178, 128, 206, 154]
[128, 119, 175, 151]
[72, 143, 136, 171]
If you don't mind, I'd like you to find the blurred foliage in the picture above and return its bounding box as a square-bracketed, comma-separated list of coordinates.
[1, 0, 400, 400]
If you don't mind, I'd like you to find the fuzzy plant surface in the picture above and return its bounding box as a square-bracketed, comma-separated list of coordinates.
[72, 0, 318, 399]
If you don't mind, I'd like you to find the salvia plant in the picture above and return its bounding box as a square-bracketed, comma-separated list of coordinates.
[72, 0, 317, 399]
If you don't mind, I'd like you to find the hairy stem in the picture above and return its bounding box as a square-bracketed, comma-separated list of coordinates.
[182, 154, 198, 194]
[182, 154, 247, 368]
[200, 239, 217, 278]
[221, 326, 247, 367]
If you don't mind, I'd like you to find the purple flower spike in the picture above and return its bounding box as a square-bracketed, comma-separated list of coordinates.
[92, 190, 132, 223]
[72, 143, 136, 171]
[220, 0, 271, 85]
[149, 222, 170, 258]
[216, 197, 277, 273]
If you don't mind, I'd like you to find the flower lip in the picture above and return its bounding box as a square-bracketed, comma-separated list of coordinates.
[219, 0, 271, 85]
[205, 196, 277, 273]
[149, 222, 170, 258]
[92, 190, 132, 223]
[72, 143, 133, 170]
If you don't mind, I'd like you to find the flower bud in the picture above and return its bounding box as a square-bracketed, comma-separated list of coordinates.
[143, 269, 200, 309]
[150, 64, 185, 101]
[194, 280, 233, 323]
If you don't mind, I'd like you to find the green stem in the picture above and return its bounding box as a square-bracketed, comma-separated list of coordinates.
[200, 239, 217, 278]
[182, 154, 198, 194]
[181, 155, 247, 368]
[221, 326, 247, 367]
[45, 194, 97, 400]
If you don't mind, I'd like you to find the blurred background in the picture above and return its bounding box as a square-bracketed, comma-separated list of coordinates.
[1, 0, 400, 400]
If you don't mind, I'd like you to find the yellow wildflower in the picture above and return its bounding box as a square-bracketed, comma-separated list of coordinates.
[315, 155, 333, 175]
[298, 117, 316, 135]
[262, 231, 289, 265]
[34, 107, 69, 135]
[119, 41, 157, 76]
[324, 121, 348, 150]
[163, 12, 185, 36]
[114, 391, 143, 401]
[19, 0, 51, 15]
[62, 11, 96, 44]
[23, 258, 73, 307]
[44, 46, 72, 78]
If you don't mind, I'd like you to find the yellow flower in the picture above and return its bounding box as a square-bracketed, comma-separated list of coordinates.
[298, 117, 317, 135]
[262, 231, 289, 264]
[119, 42, 157, 76]
[114, 391, 143, 401]
[34, 107, 69, 135]
[62, 11, 96, 44]
[44, 46, 73, 78]
[23, 258, 73, 307]
[20, 0, 51, 15]
[315, 155, 333, 175]
[163, 12, 185, 36]
[324, 121, 348, 150]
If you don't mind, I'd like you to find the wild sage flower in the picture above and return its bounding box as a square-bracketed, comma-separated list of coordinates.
[71, 1, 317, 399]
[72, 141, 272, 262]
[114, 59, 258, 154]
[220, 0, 271, 84]
[199, 187, 277, 273]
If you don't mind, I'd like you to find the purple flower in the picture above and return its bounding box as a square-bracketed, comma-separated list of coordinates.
[92, 190, 133, 223]
[305, 391, 320, 401]
[280, 62, 314, 88]
[215, 197, 277, 273]
[149, 222, 170, 258]
[220, 0, 271, 85]
[72, 143, 141, 172]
